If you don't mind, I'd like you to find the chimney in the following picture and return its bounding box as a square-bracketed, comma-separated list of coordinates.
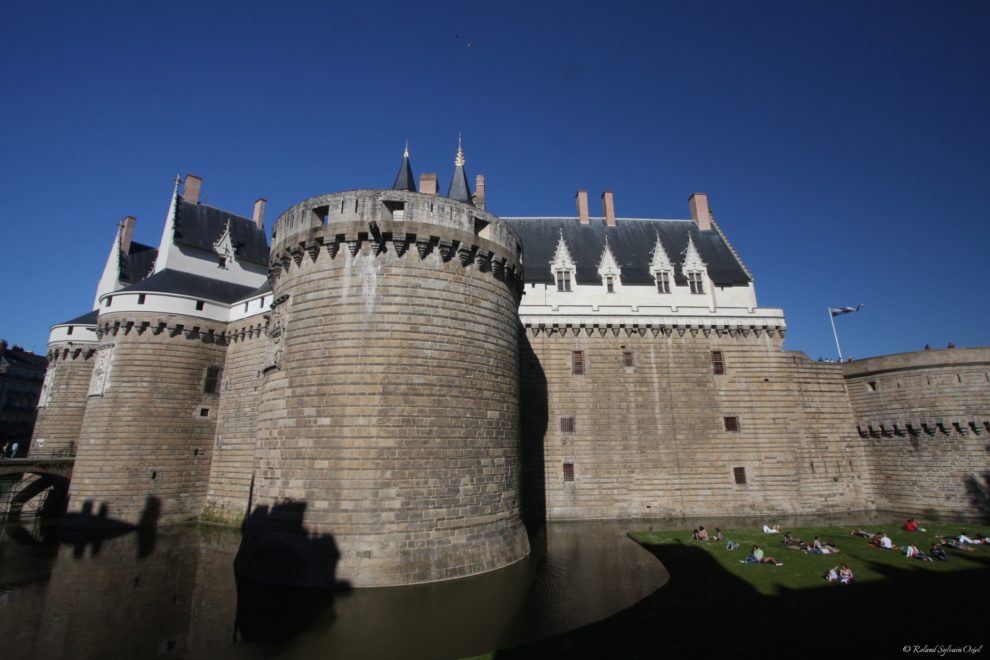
[183, 174, 202, 204]
[689, 193, 712, 230]
[253, 198, 267, 230]
[601, 191, 616, 227]
[119, 216, 136, 253]
[576, 190, 590, 224]
[420, 173, 438, 196]
[473, 175, 486, 209]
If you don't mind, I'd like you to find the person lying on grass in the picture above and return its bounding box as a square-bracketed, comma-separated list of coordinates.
[783, 531, 802, 546]
[868, 532, 895, 549]
[802, 536, 840, 554]
[849, 529, 876, 538]
[904, 543, 933, 561]
[930, 542, 948, 561]
[941, 537, 976, 552]
[740, 545, 783, 566]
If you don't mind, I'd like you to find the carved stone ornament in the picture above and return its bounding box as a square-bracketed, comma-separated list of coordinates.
[263, 297, 289, 371]
[87, 344, 115, 396]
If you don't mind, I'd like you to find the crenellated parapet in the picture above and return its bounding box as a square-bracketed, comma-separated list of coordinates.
[523, 322, 785, 340]
[269, 190, 525, 297]
[93, 315, 229, 346]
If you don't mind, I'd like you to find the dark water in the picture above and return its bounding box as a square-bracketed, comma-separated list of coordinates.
[0, 518, 667, 660]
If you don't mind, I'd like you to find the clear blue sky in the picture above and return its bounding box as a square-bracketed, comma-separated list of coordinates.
[2, 0, 988, 358]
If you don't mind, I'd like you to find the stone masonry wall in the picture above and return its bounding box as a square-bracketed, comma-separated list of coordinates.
[843, 348, 990, 518]
[68, 312, 228, 525]
[31, 342, 94, 455]
[522, 326, 874, 520]
[240, 191, 530, 587]
[201, 317, 267, 526]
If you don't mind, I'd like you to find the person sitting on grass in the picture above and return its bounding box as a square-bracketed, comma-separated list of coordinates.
[697, 526, 710, 541]
[930, 542, 948, 561]
[783, 531, 802, 547]
[740, 545, 783, 566]
[878, 532, 895, 549]
[904, 543, 933, 561]
[903, 518, 925, 532]
[838, 564, 855, 584]
[825, 566, 839, 582]
[714, 527, 725, 542]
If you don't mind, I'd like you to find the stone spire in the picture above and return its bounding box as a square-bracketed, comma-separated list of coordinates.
[447, 134, 474, 205]
[392, 141, 416, 192]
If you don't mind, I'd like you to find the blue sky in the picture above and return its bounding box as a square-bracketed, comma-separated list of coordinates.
[2, 0, 988, 358]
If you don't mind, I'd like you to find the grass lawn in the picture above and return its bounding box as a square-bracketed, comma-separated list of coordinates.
[497, 522, 990, 659]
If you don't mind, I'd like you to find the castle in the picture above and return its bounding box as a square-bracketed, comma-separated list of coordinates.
[31, 147, 990, 587]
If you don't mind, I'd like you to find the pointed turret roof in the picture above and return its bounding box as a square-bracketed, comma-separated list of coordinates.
[446, 135, 474, 205]
[392, 142, 416, 192]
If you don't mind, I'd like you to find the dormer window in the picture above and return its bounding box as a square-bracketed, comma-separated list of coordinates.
[688, 272, 704, 294]
[596, 236, 621, 294]
[549, 229, 577, 294]
[213, 220, 236, 271]
[218, 256, 227, 269]
[681, 235, 708, 296]
[649, 232, 674, 295]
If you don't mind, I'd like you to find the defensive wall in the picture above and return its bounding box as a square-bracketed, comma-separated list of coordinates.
[843, 347, 990, 519]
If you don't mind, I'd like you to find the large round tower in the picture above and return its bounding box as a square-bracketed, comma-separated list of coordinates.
[239, 184, 530, 587]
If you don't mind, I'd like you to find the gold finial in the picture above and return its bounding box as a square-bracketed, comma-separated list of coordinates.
[403, 140, 409, 158]
[455, 132, 465, 166]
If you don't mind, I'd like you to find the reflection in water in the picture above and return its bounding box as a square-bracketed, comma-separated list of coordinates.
[0, 519, 666, 660]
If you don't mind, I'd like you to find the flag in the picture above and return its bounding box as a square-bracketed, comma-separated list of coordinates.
[830, 305, 863, 317]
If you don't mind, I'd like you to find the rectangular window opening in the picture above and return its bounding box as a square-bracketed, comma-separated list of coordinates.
[199, 408, 210, 417]
[622, 351, 634, 368]
[203, 366, 221, 394]
[724, 416, 740, 432]
[195, 300, 205, 311]
[867, 381, 877, 392]
[105, 297, 112, 307]
[66, 326, 74, 335]
[137, 294, 146, 305]
[571, 350, 585, 376]
[563, 462, 575, 482]
[560, 416, 575, 433]
[733, 467, 747, 485]
[312, 205, 330, 225]
[606, 275, 615, 293]
[712, 350, 725, 375]
[656, 271, 670, 294]
[556, 270, 571, 292]
[688, 272, 704, 294]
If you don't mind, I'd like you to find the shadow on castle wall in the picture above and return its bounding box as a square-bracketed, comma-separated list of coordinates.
[520, 332, 547, 534]
[59, 496, 160, 559]
[497, 540, 990, 658]
[964, 471, 990, 524]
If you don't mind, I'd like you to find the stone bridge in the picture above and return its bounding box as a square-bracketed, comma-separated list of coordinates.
[0, 457, 75, 520]
[0, 457, 75, 480]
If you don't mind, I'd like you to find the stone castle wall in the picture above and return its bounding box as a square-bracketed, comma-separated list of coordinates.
[201, 317, 268, 526]
[32, 342, 94, 455]
[522, 326, 876, 520]
[843, 348, 990, 518]
[237, 190, 530, 587]
[67, 312, 228, 525]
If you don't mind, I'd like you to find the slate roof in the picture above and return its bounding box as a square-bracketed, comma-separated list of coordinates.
[392, 153, 416, 192]
[447, 163, 473, 205]
[503, 217, 751, 286]
[173, 197, 269, 266]
[118, 269, 258, 304]
[118, 241, 158, 285]
[61, 310, 100, 326]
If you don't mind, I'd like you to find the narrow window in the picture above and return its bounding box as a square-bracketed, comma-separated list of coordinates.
[137, 294, 146, 305]
[867, 381, 877, 392]
[203, 366, 221, 394]
[712, 350, 725, 375]
[733, 467, 747, 485]
[199, 408, 210, 417]
[560, 416, 575, 433]
[195, 300, 205, 311]
[606, 275, 615, 293]
[105, 296, 112, 307]
[622, 351, 634, 368]
[688, 272, 704, 294]
[67, 326, 74, 335]
[244, 302, 248, 312]
[724, 416, 740, 432]
[656, 271, 670, 294]
[571, 350, 585, 376]
[556, 270, 572, 292]
[563, 463, 575, 482]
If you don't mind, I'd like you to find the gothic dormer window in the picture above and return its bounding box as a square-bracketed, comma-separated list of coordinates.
[650, 231, 673, 294]
[597, 236, 621, 294]
[682, 235, 707, 295]
[550, 229, 576, 293]
[213, 220, 236, 270]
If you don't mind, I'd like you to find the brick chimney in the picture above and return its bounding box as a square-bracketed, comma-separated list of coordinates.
[183, 174, 202, 203]
[119, 216, 136, 253]
[473, 175, 486, 209]
[576, 190, 590, 224]
[689, 193, 712, 230]
[253, 198, 266, 230]
[601, 191, 616, 227]
[420, 173, 438, 196]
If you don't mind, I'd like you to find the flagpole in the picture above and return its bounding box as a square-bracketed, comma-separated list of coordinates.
[828, 307, 843, 362]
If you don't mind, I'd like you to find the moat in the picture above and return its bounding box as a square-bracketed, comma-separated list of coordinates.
[0, 518, 666, 660]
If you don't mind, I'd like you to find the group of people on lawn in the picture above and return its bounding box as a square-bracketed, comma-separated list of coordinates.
[689, 517, 989, 585]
